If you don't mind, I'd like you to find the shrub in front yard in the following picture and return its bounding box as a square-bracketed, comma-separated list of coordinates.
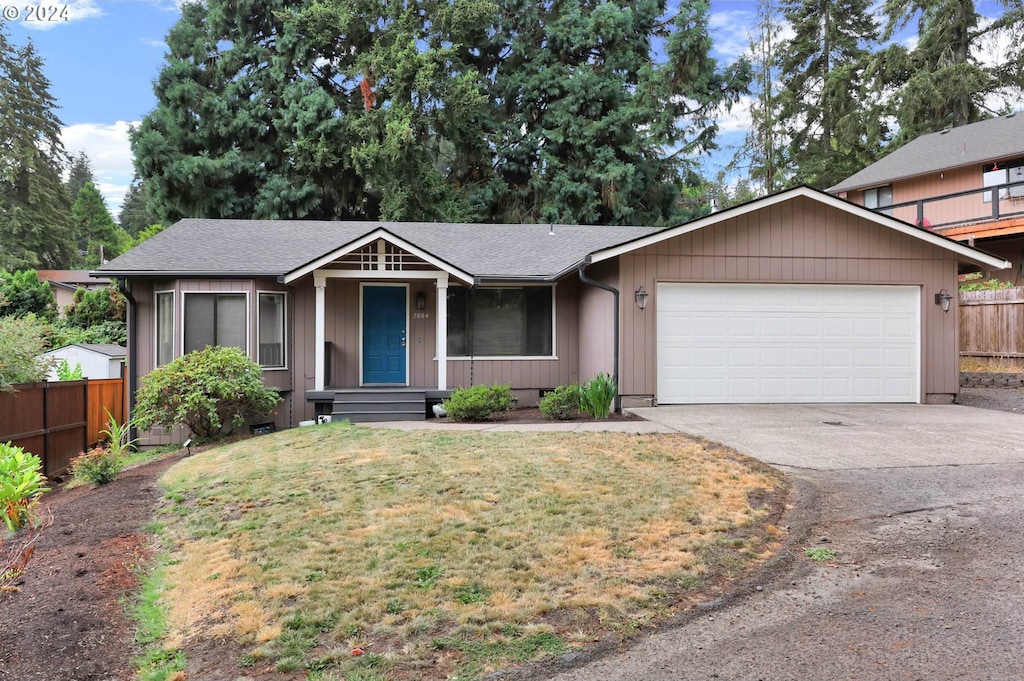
[443, 383, 517, 421]
[0, 442, 49, 533]
[580, 373, 617, 419]
[539, 384, 581, 420]
[71, 445, 123, 486]
[134, 346, 280, 443]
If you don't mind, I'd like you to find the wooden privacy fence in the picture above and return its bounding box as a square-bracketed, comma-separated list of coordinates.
[959, 287, 1024, 364]
[0, 374, 127, 476]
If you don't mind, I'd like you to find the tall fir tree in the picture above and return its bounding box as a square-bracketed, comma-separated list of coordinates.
[777, 0, 881, 189]
[731, 0, 789, 196]
[873, 0, 1024, 145]
[71, 182, 128, 267]
[132, 1, 332, 223]
[117, 175, 160, 236]
[480, 0, 750, 225]
[0, 31, 74, 270]
[65, 152, 96, 205]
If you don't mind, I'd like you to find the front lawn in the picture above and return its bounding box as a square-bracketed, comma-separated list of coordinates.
[147, 424, 785, 680]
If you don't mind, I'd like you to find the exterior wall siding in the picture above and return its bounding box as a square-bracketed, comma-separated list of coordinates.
[578, 260, 617, 382]
[618, 196, 960, 403]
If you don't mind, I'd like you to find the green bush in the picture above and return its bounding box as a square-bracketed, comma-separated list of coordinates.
[0, 442, 49, 533]
[0, 269, 55, 320]
[443, 384, 517, 422]
[71, 445, 123, 486]
[539, 384, 581, 420]
[134, 346, 280, 443]
[0, 315, 53, 391]
[580, 373, 617, 419]
[55, 359, 84, 381]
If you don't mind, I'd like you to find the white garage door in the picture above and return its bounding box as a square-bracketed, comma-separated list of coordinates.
[656, 283, 920, 404]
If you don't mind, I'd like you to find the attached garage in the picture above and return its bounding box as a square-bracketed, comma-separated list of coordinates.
[587, 186, 1011, 406]
[656, 283, 920, 403]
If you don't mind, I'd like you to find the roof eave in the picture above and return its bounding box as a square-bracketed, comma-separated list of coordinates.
[587, 185, 1011, 271]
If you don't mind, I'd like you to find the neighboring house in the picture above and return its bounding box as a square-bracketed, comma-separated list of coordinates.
[829, 112, 1024, 282]
[94, 186, 1007, 441]
[43, 343, 126, 381]
[36, 270, 112, 312]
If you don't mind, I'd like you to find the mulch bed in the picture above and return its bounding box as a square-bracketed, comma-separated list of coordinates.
[436, 406, 643, 424]
[0, 453, 184, 681]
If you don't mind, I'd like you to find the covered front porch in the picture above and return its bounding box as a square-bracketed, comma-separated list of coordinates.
[285, 232, 472, 421]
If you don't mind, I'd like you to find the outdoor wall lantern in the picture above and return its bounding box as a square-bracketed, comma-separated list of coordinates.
[415, 291, 427, 310]
[634, 285, 649, 310]
[935, 289, 953, 313]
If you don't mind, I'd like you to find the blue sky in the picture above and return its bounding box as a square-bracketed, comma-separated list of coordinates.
[0, 0, 1015, 215]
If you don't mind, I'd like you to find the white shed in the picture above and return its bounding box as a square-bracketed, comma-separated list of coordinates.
[44, 344, 126, 381]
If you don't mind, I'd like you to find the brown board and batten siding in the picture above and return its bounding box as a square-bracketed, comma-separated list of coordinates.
[617, 196, 961, 403]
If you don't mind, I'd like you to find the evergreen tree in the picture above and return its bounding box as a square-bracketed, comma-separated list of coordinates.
[731, 0, 789, 196]
[71, 182, 126, 267]
[132, 0, 356, 223]
[0, 31, 74, 270]
[117, 175, 160, 236]
[65, 152, 95, 205]
[777, 0, 881, 189]
[874, 0, 1024, 145]
[480, 0, 750, 225]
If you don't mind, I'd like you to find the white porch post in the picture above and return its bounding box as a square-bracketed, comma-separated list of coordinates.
[436, 275, 448, 390]
[314, 276, 326, 391]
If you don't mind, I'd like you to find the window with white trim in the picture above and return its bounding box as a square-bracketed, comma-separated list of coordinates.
[155, 291, 174, 367]
[184, 293, 247, 354]
[258, 292, 286, 368]
[447, 287, 553, 357]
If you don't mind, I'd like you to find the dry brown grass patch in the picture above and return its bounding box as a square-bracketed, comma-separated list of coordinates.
[154, 426, 786, 679]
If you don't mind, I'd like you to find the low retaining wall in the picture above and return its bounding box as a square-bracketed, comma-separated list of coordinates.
[960, 372, 1024, 388]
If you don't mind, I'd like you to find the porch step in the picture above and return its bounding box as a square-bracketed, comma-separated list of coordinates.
[332, 390, 426, 423]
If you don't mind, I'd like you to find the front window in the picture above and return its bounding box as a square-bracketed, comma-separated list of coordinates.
[258, 292, 286, 368]
[155, 291, 173, 367]
[184, 293, 247, 354]
[447, 287, 553, 357]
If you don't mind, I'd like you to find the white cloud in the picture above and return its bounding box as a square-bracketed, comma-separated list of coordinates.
[61, 121, 139, 213]
[140, 37, 166, 49]
[708, 10, 756, 61]
[9, 0, 103, 31]
[715, 95, 754, 134]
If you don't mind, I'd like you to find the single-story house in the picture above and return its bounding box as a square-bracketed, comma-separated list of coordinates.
[94, 186, 1009, 440]
[37, 270, 112, 312]
[43, 343, 126, 381]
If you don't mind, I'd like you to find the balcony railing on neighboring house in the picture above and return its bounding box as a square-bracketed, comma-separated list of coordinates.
[866, 178, 1024, 231]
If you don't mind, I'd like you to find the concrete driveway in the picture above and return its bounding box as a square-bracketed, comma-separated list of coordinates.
[631, 403, 1024, 469]
[528, 404, 1024, 681]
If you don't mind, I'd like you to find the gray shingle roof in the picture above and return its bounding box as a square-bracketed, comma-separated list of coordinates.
[95, 219, 666, 281]
[828, 113, 1024, 193]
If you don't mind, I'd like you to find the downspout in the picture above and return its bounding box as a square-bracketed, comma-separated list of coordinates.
[578, 261, 620, 413]
[116, 277, 138, 445]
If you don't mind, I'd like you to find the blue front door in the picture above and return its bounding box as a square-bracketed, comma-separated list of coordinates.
[362, 285, 407, 384]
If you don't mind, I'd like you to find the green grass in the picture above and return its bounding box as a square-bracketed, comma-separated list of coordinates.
[130, 552, 186, 681]
[804, 547, 837, 562]
[151, 424, 784, 680]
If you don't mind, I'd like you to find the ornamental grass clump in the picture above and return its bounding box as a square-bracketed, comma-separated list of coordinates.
[134, 346, 280, 443]
[580, 373, 617, 419]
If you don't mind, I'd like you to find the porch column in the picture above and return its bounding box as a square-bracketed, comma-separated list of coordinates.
[436, 275, 448, 390]
[314, 276, 326, 391]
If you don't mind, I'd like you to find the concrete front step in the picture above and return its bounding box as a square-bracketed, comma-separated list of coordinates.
[332, 389, 427, 422]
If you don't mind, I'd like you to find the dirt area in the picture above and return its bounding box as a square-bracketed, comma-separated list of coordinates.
[0, 453, 184, 681]
[435, 406, 643, 424]
[1, 392, 1012, 681]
